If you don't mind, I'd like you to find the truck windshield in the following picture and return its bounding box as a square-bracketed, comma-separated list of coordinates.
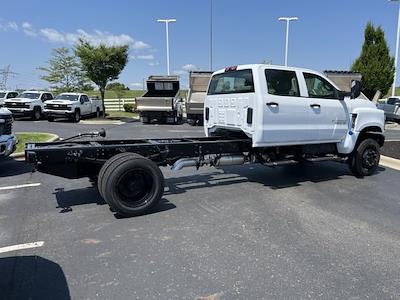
[55, 94, 79, 101]
[208, 69, 254, 95]
[0, 93, 6, 98]
[18, 93, 40, 99]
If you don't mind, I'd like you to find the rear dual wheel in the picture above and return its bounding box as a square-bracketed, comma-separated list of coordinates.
[97, 153, 164, 217]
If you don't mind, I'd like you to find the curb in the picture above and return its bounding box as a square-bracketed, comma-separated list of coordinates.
[379, 155, 400, 171]
[10, 133, 59, 159]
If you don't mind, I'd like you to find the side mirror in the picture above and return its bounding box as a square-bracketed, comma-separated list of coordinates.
[80, 99, 84, 104]
[351, 80, 361, 99]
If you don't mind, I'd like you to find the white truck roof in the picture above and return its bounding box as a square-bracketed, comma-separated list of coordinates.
[213, 64, 341, 91]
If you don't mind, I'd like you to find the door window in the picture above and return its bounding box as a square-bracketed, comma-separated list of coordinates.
[41, 94, 47, 102]
[265, 69, 300, 97]
[387, 97, 400, 105]
[304, 73, 338, 99]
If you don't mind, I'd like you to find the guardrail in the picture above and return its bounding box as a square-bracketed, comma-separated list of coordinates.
[103, 98, 136, 111]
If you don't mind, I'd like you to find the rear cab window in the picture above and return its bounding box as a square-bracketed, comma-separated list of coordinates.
[208, 69, 254, 95]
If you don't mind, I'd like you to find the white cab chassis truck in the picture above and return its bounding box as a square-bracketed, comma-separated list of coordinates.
[136, 75, 183, 124]
[44, 93, 104, 122]
[4, 91, 54, 120]
[0, 108, 17, 158]
[25, 64, 385, 217]
[186, 71, 213, 126]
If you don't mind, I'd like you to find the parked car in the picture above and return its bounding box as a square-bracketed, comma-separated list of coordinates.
[377, 97, 400, 123]
[0, 91, 19, 108]
[4, 91, 54, 120]
[0, 107, 16, 158]
[44, 93, 104, 122]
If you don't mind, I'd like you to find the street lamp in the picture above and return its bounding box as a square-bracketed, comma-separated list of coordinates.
[389, 0, 400, 97]
[157, 19, 176, 75]
[210, 0, 213, 71]
[278, 16, 298, 66]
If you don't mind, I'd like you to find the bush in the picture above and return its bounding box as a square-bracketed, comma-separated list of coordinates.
[123, 103, 134, 112]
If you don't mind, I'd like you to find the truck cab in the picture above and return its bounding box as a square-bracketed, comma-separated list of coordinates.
[44, 93, 103, 122]
[0, 91, 19, 108]
[0, 108, 16, 158]
[4, 90, 53, 120]
[205, 64, 385, 176]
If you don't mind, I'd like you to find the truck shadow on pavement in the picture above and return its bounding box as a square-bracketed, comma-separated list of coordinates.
[165, 162, 385, 195]
[0, 256, 70, 300]
[0, 158, 34, 178]
[53, 185, 176, 217]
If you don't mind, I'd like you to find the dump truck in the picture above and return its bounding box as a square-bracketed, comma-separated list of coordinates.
[136, 75, 183, 124]
[186, 71, 213, 126]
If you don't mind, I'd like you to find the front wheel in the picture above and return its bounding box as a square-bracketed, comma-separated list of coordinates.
[348, 138, 380, 177]
[32, 107, 41, 121]
[71, 110, 80, 123]
[98, 153, 164, 217]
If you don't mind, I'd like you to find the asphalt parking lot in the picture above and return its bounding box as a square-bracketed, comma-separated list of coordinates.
[1, 120, 400, 299]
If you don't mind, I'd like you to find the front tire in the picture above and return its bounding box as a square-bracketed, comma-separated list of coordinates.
[98, 153, 164, 217]
[32, 107, 41, 121]
[47, 116, 55, 122]
[348, 138, 380, 177]
[71, 110, 81, 123]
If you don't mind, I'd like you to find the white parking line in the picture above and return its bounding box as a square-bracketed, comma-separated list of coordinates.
[0, 183, 41, 191]
[0, 241, 44, 254]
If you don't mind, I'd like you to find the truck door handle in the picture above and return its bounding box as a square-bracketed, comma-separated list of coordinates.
[310, 104, 321, 109]
[266, 102, 279, 107]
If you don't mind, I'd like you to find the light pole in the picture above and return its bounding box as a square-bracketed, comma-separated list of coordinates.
[389, 0, 400, 96]
[157, 19, 176, 75]
[278, 16, 298, 66]
[210, 0, 213, 71]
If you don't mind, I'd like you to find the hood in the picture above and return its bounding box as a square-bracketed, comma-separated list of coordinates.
[344, 98, 377, 111]
[45, 100, 76, 105]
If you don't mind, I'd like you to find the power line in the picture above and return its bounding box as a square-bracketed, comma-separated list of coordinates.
[0, 65, 18, 90]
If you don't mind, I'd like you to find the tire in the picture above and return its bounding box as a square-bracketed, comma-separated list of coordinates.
[97, 152, 140, 199]
[47, 116, 55, 122]
[32, 107, 41, 121]
[99, 153, 164, 217]
[96, 108, 100, 118]
[141, 116, 150, 124]
[71, 110, 80, 123]
[348, 138, 380, 177]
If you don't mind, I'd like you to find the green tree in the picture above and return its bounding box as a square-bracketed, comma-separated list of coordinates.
[75, 40, 129, 115]
[106, 82, 129, 90]
[352, 22, 395, 99]
[38, 47, 88, 93]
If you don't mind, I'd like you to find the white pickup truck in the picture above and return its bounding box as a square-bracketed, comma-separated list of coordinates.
[204, 64, 385, 177]
[0, 108, 16, 158]
[0, 91, 19, 108]
[44, 93, 104, 122]
[4, 91, 54, 120]
[377, 97, 400, 123]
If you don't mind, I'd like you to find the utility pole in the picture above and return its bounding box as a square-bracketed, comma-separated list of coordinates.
[210, 0, 213, 71]
[278, 17, 299, 66]
[389, 0, 400, 96]
[0, 65, 17, 90]
[157, 19, 176, 75]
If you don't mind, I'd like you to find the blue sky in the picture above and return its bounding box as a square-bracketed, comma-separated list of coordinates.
[0, 0, 399, 90]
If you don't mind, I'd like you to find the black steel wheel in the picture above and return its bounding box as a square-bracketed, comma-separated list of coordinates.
[71, 110, 80, 122]
[32, 107, 41, 120]
[99, 153, 164, 216]
[348, 138, 380, 177]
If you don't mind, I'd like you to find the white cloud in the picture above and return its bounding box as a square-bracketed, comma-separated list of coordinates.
[148, 61, 160, 67]
[40, 28, 65, 42]
[182, 64, 197, 72]
[21, 22, 36, 36]
[130, 54, 155, 60]
[0, 21, 19, 31]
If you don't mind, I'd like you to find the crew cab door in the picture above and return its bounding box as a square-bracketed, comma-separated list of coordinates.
[263, 68, 316, 144]
[301, 72, 348, 142]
